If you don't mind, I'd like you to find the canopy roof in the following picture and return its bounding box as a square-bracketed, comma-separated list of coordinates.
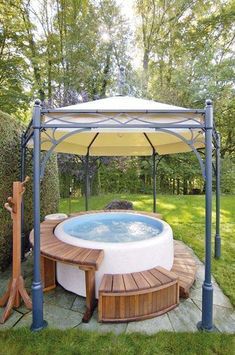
[40, 96, 205, 156]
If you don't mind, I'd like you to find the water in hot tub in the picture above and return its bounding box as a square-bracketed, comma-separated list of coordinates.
[63, 212, 162, 243]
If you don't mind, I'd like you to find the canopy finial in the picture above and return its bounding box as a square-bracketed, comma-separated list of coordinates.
[34, 99, 41, 106]
[118, 66, 126, 96]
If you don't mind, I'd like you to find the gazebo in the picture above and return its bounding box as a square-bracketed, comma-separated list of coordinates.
[22, 95, 221, 332]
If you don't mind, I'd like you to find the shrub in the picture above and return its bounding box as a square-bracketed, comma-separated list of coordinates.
[0, 110, 60, 270]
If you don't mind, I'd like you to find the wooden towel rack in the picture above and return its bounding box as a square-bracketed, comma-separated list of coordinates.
[0, 177, 32, 323]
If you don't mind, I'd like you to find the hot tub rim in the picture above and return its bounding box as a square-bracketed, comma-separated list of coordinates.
[54, 211, 173, 249]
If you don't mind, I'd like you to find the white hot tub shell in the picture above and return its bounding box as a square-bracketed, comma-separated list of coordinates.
[54, 212, 174, 298]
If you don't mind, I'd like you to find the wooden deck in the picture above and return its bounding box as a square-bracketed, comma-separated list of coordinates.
[29, 212, 197, 323]
[172, 240, 197, 298]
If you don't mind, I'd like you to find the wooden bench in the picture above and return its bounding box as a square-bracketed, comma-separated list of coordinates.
[29, 218, 104, 322]
[98, 267, 179, 322]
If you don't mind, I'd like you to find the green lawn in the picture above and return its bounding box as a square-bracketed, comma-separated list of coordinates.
[60, 194, 235, 306]
[0, 328, 234, 355]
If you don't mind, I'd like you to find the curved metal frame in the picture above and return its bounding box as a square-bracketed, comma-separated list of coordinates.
[40, 128, 91, 179]
[156, 128, 205, 179]
[20, 99, 219, 333]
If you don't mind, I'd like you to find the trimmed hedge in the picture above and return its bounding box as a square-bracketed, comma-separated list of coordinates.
[0, 110, 60, 270]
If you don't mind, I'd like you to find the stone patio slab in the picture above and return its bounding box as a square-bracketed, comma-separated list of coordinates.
[167, 299, 201, 332]
[126, 314, 173, 334]
[190, 286, 233, 309]
[13, 303, 83, 329]
[76, 309, 127, 335]
[43, 285, 76, 310]
[0, 310, 23, 330]
[71, 296, 87, 315]
[193, 300, 235, 334]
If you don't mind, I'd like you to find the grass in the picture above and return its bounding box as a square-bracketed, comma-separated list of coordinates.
[60, 193, 235, 306]
[0, 328, 234, 355]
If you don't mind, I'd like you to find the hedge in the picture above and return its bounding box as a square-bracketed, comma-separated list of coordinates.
[0, 110, 60, 271]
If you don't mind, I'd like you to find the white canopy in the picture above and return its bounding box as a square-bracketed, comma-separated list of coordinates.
[41, 96, 205, 156]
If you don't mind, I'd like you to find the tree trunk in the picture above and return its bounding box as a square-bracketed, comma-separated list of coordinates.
[172, 179, 175, 195]
[100, 52, 111, 98]
[183, 179, 188, 195]
[21, 6, 45, 102]
[142, 49, 150, 93]
[177, 178, 180, 195]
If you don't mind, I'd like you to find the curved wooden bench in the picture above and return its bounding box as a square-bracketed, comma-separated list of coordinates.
[98, 241, 197, 323]
[29, 218, 104, 322]
[98, 267, 179, 322]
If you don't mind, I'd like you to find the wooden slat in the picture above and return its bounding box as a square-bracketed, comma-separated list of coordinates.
[172, 265, 196, 276]
[112, 274, 125, 292]
[172, 241, 196, 297]
[41, 241, 67, 255]
[73, 248, 92, 263]
[141, 270, 161, 287]
[42, 242, 72, 256]
[156, 266, 178, 280]
[83, 249, 104, 268]
[52, 243, 78, 259]
[99, 274, 113, 293]
[132, 272, 150, 290]
[149, 268, 172, 285]
[56, 247, 82, 262]
[173, 259, 196, 267]
[123, 273, 138, 292]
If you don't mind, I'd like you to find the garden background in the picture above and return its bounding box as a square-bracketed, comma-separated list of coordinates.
[0, 1, 234, 351]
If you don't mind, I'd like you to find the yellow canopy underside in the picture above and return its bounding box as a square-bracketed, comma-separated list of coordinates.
[40, 130, 204, 156]
[38, 96, 205, 156]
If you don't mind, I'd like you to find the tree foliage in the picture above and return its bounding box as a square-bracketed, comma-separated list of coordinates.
[0, 0, 133, 111]
[136, 0, 235, 158]
[0, 110, 60, 270]
[0, 0, 234, 194]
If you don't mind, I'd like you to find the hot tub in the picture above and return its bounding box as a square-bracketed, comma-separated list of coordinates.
[54, 211, 174, 298]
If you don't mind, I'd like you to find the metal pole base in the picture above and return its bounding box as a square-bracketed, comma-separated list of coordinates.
[30, 320, 48, 332]
[197, 321, 218, 332]
[30, 281, 47, 332]
[198, 282, 214, 331]
[214, 234, 221, 259]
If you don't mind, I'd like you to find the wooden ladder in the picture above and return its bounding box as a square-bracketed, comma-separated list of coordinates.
[0, 177, 32, 323]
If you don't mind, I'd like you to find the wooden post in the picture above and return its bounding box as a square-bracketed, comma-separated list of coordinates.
[0, 177, 32, 323]
[80, 267, 97, 323]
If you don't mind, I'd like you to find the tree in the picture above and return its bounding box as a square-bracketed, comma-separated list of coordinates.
[136, 0, 235, 157]
[0, 0, 29, 115]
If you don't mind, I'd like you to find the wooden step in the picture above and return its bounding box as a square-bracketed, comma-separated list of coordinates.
[172, 241, 197, 298]
[98, 267, 179, 323]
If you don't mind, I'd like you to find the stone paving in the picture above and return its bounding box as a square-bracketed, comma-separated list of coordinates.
[0, 241, 234, 334]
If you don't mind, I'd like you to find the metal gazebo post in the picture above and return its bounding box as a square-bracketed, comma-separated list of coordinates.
[153, 150, 157, 213]
[84, 133, 99, 211]
[20, 133, 26, 260]
[215, 133, 221, 258]
[85, 152, 89, 211]
[198, 99, 215, 331]
[31, 99, 47, 331]
[143, 133, 157, 213]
